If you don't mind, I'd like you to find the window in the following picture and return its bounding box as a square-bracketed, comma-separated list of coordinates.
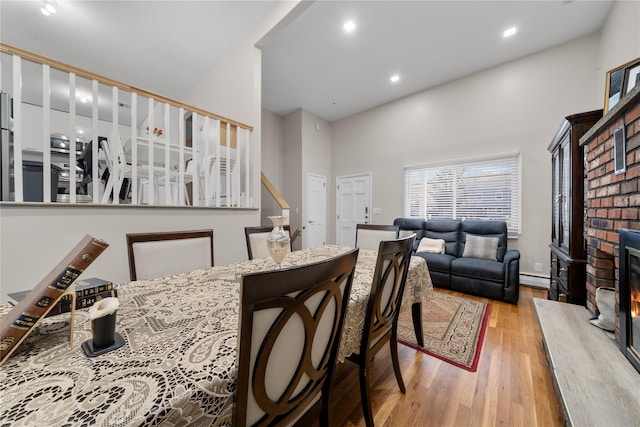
[404, 152, 521, 236]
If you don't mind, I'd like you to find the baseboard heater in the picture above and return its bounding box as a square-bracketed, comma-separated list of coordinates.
[520, 273, 549, 289]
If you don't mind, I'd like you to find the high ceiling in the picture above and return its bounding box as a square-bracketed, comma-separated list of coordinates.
[262, 0, 613, 121]
[0, 0, 272, 101]
[0, 0, 614, 122]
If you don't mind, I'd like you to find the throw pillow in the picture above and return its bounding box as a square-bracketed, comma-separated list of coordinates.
[416, 237, 445, 254]
[462, 235, 498, 261]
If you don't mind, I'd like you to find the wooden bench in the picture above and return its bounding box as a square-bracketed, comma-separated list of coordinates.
[533, 298, 640, 426]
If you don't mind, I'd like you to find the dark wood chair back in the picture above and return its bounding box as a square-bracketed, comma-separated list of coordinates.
[235, 248, 359, 427]
[244, 225, 292, 260]
[355, 224, 400, 250]
[126, 229, 214, 281]
[349, 234, 415, 427]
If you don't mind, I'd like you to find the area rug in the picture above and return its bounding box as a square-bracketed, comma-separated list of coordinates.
[397, 291, 490, 372]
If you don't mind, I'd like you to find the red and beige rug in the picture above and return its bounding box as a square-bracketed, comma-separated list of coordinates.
[397, 291, 490, 372]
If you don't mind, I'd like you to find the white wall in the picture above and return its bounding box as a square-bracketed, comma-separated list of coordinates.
[258, 2, 638, 285]
[597, 0, 640, 102]
[330, 34, 602, 279]
[301, 110, 332, 248]
[0, 205, 256, 288]
[261, 108, 285, 224]
[283, 109, 303, 250]
[265, 108, 332, 249]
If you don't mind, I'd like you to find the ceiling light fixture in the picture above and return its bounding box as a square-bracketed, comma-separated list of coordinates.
[390, 74, 400, 83]
[41, 0, 57, 16]
[343, 20, 356, 33]
[503, 26, 517, 38]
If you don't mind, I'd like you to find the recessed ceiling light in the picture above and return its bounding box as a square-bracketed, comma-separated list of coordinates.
[503, 26, 517, 38]
[343, 20, 356, 33]
[41, 0, 57, 16]
[390, 74, 400, 83]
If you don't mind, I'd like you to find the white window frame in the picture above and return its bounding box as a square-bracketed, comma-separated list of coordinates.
[403, 152, 522, 237]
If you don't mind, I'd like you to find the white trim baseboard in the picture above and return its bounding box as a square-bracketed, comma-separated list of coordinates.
[520, 273, 549, 289]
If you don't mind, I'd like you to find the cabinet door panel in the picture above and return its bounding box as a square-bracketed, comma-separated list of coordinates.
[560, 140, 571, 251]
[552, 154, 560, 246]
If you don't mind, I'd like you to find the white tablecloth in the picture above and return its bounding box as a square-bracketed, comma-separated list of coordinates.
[0, 245, 432, 426]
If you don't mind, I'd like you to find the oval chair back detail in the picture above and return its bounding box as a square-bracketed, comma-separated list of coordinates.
[347, 234, 416, 427]
[235, 249, 359, 427]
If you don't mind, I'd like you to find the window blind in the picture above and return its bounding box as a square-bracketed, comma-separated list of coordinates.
[404, 153, 521, 236]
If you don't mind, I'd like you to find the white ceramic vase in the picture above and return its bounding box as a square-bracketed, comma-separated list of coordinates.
[267, 216, 290, 269]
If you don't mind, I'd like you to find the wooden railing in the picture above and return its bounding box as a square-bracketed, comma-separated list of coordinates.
[261, 172, 289, 210]
[261, 172, 301, 242]
[0, 43, 254, 207]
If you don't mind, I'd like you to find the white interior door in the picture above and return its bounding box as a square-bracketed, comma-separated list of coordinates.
[306, 174, 326, 248]
[336, 173, 371, 247]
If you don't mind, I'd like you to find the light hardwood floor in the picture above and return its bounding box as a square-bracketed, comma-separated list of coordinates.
[324, 286, 563, 426]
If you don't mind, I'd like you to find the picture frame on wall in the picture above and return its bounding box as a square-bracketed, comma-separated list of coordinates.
[624, 60, 640, 95]
[604, 57, 640, 114]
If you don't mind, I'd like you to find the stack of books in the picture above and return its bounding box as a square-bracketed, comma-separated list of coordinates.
[7, 278, 117, 318]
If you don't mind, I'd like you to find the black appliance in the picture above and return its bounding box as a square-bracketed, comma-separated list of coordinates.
[49, 134, 91, 202]
[50, 134, 86, 154]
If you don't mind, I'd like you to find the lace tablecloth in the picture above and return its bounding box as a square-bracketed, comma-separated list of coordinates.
[0, 245, 432, 426]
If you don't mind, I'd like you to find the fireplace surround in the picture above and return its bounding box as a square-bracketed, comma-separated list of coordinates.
[619, 228, 640, 373]
[580, 83, 640, 365]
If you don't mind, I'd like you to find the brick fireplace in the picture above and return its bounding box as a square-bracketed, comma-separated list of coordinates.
[581, 84, 640, 341]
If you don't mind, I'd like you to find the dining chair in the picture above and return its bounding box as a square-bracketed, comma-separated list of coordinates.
[244, 225, 292, 260]
[347, 234, 416, 427]
[235, 248, 359, 427]
[204, 154, 238, 206]
[99, 133, 129, 204]
[126, 229, 214, 281]
[101, 132, 170, 205]
[355, 224, 400, 251]
[176, 154, 237, 207]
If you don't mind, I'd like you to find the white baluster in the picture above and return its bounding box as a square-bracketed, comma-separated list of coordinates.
[130, 92, 138, 204]
[163, 102, 171, 205]
[13, 55, 23, 202]
[42, 64, 51, 202]
[111, 86, 122, 204]
[214, 119, 221, 207]
[225, 122, 231, 207]
[244, 127, 251, 207]
[68, 73, 76, 204]
[203, 116, 211, 206]
[191, 112, 199, 206]
[147, 97, 155, 205]
[91, 80, 99, 203]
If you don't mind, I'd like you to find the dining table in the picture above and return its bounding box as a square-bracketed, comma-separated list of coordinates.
[0, 245, 433, 426]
